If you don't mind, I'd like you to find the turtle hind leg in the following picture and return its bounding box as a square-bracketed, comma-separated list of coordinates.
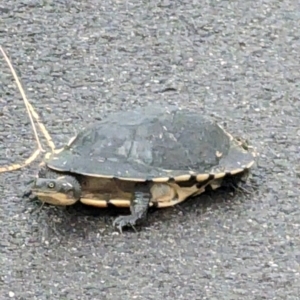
[112, 183, 151, 232]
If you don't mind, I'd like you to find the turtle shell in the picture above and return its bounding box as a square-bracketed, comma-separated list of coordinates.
[46, 105, 256, 182]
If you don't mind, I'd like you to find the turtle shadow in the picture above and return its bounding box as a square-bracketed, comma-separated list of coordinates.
[26, 197, 118, 242]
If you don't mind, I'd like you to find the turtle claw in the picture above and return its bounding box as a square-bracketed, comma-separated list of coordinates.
[113, 215, 139, 233]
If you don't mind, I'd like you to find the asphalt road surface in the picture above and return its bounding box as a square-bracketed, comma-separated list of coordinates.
[1, 1, 300, 299]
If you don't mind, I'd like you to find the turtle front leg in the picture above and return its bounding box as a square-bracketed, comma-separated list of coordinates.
[113, 183, 151, 232]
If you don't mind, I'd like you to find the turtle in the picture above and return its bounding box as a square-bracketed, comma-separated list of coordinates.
[29, 105, 257, 231]
[0, 47, 256, 231]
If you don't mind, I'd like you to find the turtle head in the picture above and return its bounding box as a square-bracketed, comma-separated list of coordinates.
[31, 175, 81, 206]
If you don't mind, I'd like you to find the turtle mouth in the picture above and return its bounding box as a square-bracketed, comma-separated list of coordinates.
[32, 190, 78, 206]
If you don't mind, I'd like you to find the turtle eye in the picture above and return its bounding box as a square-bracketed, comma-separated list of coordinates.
[48, 182, 55, 189]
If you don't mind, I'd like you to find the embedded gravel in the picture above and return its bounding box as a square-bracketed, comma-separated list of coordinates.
[1, 1, 300, 299]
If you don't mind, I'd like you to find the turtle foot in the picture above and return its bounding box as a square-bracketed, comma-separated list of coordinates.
[113, 215, 140, 233]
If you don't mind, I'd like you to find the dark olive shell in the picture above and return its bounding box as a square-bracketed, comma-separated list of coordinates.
[46, 105, 255, 181]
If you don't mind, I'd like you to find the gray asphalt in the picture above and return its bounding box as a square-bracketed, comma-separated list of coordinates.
[1, 1, 300, 299]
